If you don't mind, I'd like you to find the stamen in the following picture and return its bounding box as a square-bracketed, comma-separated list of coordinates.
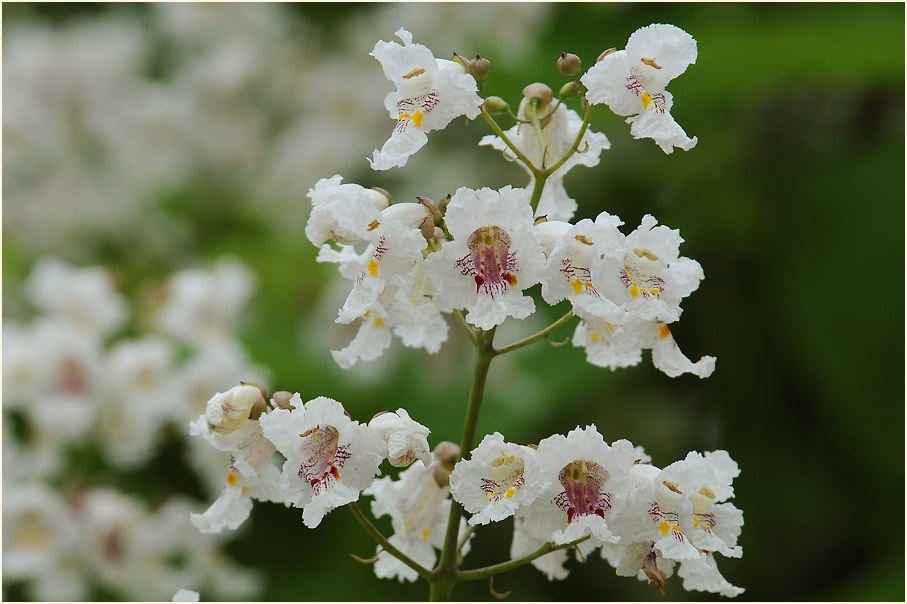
[641, 57, 663, 69]
[402, 67, 426, 79]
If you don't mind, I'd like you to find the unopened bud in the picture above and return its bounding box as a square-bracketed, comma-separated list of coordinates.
[432, 226, 446, 241]
[382, 203, 433, 239]
[430, 441, 461, 487]
[557, 52, 582, 77]
[522, 82, 553, 108]
[468, 55, 491, 82]
[451, 52, 469, 71]
[417, 196, 443, 223]
[559, 80, 583, 100]
[597, 47, 618, 62]
[369, 186, 392, 209]
[438, 194, 452, 216]
[272, 390, 295, 410]
[483, 96, 509, 115]
[206, 383, 268, 434]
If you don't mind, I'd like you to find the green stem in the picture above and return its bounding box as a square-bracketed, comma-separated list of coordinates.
[543, 101, 595, 177]
[452, 308, 477, 346]
[431, 327, 497, 600]
[348, 502, 433, 581]
[480, 106, 538, 173]
[493, 310, 575, 356]
[457, 534, 592, 582]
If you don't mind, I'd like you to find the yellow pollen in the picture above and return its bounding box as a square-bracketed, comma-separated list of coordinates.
[659, 520, 670, 536]
[227, 472, 238, 486]
[591, 332, 601, 343]
[374, 317, 385, 327]
[505, 488, 515, 499]
[367, 258, 379, 276]
[242, 487, 249, 496]
[411, 109, 424, 128]
[572, 279, 584, 294]
[658, 324, 671, 339]
[402, 67, 426, 79]
[421, 528, 431, 542]
[630, 285, 640, 298]
[641, 93, 653, 110]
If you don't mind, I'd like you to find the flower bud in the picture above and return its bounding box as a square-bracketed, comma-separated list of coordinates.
[467, 55, 491, 82]
[272, 390, 295, 410]
[369, 409, 431, 468]
[522, 82, 553, 108]
[382, 203, 434, 239]
[559, 80, 583, 100]
[205, 383, 268, 434]
[432, 226, 446, 241]
[557, 52, 582, 77]
[417, 196, 443, 224]
[451, 52, 469, 71]
[483, 96, 509, 115]
[438, 193, 452, 217]
[430, 441, 461, 487]
[597, 47, 618, 62]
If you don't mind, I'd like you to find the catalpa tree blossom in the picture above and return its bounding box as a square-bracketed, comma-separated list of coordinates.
[185, 21, 744, 602]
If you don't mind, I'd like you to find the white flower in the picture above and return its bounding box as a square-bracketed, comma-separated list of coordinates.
[422, 186, 547, 329]
[677, 552, 745, 597]
[329, 263, 449, 369]
[189, 413, 284, 533]
[581, 24, 698, 153]
[449, 432, 548, 525]
[305, 175, 388, 246]
[511, 514, 569, 581]
[365, 458, 470, 582]
[520, 427, 638, 545]
[154, 259, 255, 347]
[592, 214, 704, 324]
[574, 317, 716, 378]
[203, 383, 266, 434]
[259, 395, 385, 528]
[369, 28, 483, 170]
[172, 589, 200, 602]
[539, 212, 625, 322]
[479, 98, 610, 222]
[24, 256, 127, 336]
[369, 408, 431, 467]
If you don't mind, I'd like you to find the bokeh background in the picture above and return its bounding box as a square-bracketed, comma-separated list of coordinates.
[3, 2, 904, 601]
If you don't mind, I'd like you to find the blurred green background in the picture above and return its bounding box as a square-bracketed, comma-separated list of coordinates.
[3, 2, 904, 601]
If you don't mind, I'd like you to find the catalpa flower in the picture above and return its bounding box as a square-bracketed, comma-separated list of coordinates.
[539, 212, 625, 322]
[479, 98, 610, 221]
[592, 214, 704, 324]
[581, 24, 698, 153]
[574, 317, 716, 378]
[677, 551, 745, 598]
[422, 186, 546, 329]
[369, 28, 483, 170]
[305, 175, 389, 246]
[366, 457, 471, 582]
[520, 426, 638, 545]
[259, 395, 385, 528]
[369, 408, 431, 468]
[449, 432, 548, 525]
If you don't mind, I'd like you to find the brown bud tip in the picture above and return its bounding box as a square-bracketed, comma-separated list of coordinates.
[522, 82, 553, 107]
[557, 52, 582, 77]
[468, 55, 491, 82]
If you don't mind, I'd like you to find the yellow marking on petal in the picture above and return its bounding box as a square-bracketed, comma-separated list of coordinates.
[572, 279, 584, 294]
[403, 68, 426, 79]
[659, 520, 670, 536]
[411, 109, 424, 128]
[405, 517, 415, 528]
[641, 93, 653, 110]
[671, 524, 681, 533]
[374, 318, 385, 327]
[367, 258, 379, 276]
[630, 285, 640, 298]
[418, 506, 424, 513]
[242, 487, 249, 496]
[364, 310, 371, 318]
[649, 288, 660, 295]
[591, 332, 601, 343]
[227, 472, 238, 486]
[693, 517, 700, 528]
[585, 282, 595, 290]
[505, 488, 515, 499]
[398, 112, 411, 122]
[641, 57, 663, 69]
[424, 495, 431, 501]
[659, 324, 671, 339]
[421, 528, 431, 542]
[487, 492, 496, 501]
